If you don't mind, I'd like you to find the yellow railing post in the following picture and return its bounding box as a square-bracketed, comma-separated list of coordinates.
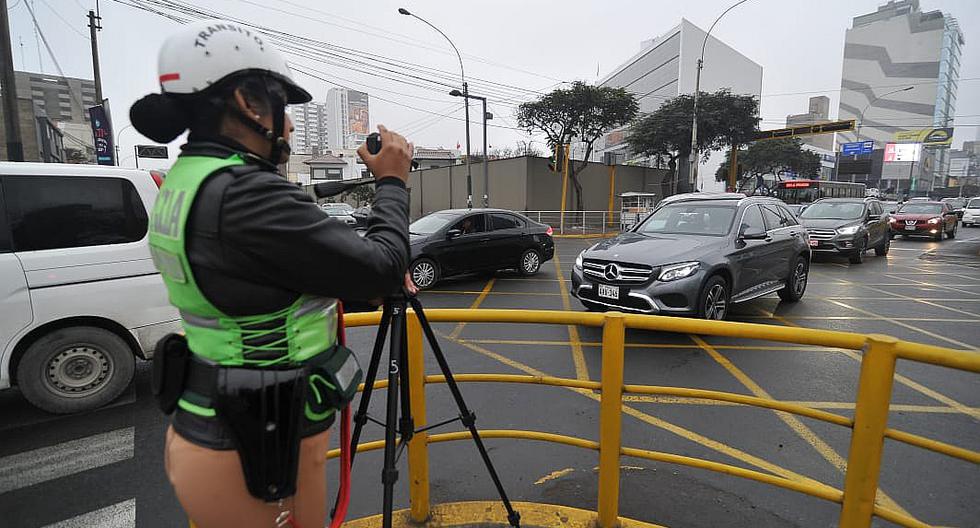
[839, 334, 898, 528]
[407, 311, 430, 522]
[598, 312, 626, 528]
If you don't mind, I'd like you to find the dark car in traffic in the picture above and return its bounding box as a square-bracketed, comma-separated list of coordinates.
[941, 197, 967, 219]
[889, 201, 958, 240]
[571, 194, 810, 320]
[798, 198, 890, 264]
[408, 209, 555, 289]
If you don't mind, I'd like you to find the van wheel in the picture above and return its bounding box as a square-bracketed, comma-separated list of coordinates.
[17, 327, 135, 414]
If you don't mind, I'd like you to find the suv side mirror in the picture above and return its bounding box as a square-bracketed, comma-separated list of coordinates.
[446, 229, 462, 239]
[739, 226, 768, 240]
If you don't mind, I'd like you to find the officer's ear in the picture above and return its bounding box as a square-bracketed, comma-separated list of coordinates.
[233, 88, 265, 124]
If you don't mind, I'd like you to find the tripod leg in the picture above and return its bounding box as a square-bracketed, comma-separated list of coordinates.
[349, 304, 393, 467]
[407, 297, 521, 527]
[381, 301, 406, 528]
[398, 313, 414, 444]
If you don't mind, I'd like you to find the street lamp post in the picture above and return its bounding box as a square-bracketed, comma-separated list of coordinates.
[689, 0, 752, 192]
[854, 86, 914, 189]
[451, 90, 490, 207]
[399, 8, 474, 208]
[115, 123, 133, 167]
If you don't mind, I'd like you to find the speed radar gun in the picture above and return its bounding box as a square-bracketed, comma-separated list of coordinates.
[317, 133, 522, 528]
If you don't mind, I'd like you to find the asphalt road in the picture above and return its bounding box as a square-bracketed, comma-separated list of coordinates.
[1, 231, 978, 527]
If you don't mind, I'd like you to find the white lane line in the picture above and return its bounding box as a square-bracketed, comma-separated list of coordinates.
[42, 499, 136, 528]
[0, 427, 134, 494]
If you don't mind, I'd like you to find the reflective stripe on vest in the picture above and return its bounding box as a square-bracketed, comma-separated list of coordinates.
[148, 155, 337, 366]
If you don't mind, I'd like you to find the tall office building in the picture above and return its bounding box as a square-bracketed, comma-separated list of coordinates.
[589, 19, 762, 190]
[290, 101, 329, 155]
[327, 88, 370, 150]
[786, 96, 834, 151]
[836, 0, 964, 192]
[13, 71, 98, 160]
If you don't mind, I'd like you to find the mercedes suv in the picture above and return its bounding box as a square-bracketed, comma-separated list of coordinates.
[798, 198, 890, 264]
[570, 194, 810, 320]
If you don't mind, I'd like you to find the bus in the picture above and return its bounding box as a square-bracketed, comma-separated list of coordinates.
[775, 179, 866, 204]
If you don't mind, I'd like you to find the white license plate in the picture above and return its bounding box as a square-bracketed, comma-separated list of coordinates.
[809, 240, 819, 247]
[904, 225, 917, 231]
[597, 284, 619, 300]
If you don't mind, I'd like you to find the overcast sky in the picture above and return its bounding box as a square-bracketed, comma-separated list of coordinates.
[6, 0, 978, 169]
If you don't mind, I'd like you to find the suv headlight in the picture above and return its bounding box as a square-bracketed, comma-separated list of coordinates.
[574, 251, 584, 269]
[658, 262, 700, 282]
[927, 217, 941, 224]
[837, 225, 861, 235]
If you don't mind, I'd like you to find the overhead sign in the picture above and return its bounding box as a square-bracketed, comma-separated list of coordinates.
[841, 140, 875, 156]
[893, 127, 954, 146]
[88, 105, 115, 166]
[884, 143, 920, 162]
[136, 145, 169, 159]
[754, 120, 855, 141]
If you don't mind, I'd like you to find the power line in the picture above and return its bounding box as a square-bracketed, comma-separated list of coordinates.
[39, 0, 89, 40]
[23, 0, 85, 111]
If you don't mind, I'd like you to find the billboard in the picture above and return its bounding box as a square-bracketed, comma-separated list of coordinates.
[347, 90, 369, 136]
[892, 128, 953, 146]
[884, 143, 920, 162]
[88, 105, 115, 166]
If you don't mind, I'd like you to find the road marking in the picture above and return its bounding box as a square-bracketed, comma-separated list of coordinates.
[0, 427, 134, 494]
[811, 273, 980, 319]
[819, 298, 976, 350]
[42, 499, 136, 528]
[447, 336, 840, 493]
[448, 278, 496, 339]
[689, 335, 913, 518]
[533, 467, 574, 485]
[426, 289, 562, 296]
[742, 315, 979, 322]
[887, 271, 980, 282]
[884, 274, 980, 296]
[756, 308, 980, 423]
[622, 396, 980, 414]
[553, 253, 590, 381]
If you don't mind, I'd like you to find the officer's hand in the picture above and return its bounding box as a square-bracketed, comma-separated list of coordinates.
[358, 125, 412, 183]
[404, 272, 419, 296]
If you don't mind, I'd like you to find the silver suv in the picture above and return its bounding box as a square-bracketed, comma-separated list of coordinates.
[571, 194, 810, 320]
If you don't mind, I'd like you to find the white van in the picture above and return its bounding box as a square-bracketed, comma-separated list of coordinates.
[961, 197, 980, 227]
[0, 162, 179, 413]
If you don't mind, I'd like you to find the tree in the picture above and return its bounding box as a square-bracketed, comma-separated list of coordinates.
[628, 89, 759, 194]
[515, 140, 544, 157]
[517, 82, 638, 210]
[342, 183, 375, 206]
[716, 138, 821, 192]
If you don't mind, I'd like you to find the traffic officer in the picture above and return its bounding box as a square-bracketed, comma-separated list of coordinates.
[131, 20, 411, 528]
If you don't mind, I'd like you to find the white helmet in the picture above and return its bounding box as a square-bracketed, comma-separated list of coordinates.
[157, 20, 311, 104]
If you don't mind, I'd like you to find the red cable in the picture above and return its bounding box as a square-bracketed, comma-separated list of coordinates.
[329, 302, 352, 528]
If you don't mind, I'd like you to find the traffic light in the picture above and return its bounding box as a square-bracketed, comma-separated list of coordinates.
[548, 147, 558, 172]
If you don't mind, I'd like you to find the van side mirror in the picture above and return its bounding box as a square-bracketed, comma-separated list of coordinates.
[446, 229, 462, 239]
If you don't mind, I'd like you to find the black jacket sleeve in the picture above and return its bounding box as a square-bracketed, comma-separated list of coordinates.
[219, 171, 410, 301]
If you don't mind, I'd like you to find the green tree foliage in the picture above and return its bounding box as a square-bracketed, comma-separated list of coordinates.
[517, 82, 638, 210]
[715, 138, 822, 191]
[342, 183, 375, 206]
[628, 89, 759, 193]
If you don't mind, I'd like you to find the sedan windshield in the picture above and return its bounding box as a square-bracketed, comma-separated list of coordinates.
[636, 203, 736, 236]
[897, 204, 942, 215]
[410, 212, 459, 235]
[800, 202, 864, 220]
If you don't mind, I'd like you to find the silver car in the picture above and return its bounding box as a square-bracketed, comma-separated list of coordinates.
[571, 194, 811, 320]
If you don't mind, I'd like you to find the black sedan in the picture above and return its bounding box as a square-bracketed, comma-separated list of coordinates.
[408, 209, 555, 289]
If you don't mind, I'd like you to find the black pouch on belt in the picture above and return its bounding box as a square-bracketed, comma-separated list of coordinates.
[211, 366, 308, 501]
[151, 333, 190, 414]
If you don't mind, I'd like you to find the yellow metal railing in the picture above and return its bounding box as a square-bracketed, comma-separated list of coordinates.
[335, 309, 980, 528]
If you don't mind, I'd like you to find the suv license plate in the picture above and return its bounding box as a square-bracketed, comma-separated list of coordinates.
[905, 225, 917, 231]
[809, 240, 819, 247]
[597, 284, 619, 300]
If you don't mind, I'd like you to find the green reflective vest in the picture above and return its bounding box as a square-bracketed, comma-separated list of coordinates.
[148, 155, 338, 414]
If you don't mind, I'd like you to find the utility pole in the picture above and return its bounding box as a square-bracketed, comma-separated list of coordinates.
[0, 0, 24, 161]
[88, 10, 104, 103]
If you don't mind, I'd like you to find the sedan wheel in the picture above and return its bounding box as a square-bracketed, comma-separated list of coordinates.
[519, 249, 542, 276]
[410, 258, 438, 290]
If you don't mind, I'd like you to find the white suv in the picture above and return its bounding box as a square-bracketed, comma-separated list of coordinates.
[0, 162, 179, 413]
[962, 197, 980, 227]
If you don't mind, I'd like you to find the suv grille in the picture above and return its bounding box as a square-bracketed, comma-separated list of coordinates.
[582, 259, 655, 284]
[806, 228, 836, 240]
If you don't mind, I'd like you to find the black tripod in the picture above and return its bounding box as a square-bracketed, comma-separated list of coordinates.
[346, 292, 521, 528]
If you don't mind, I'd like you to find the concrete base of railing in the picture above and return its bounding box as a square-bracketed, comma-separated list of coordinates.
[342, 501, 665, 527]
